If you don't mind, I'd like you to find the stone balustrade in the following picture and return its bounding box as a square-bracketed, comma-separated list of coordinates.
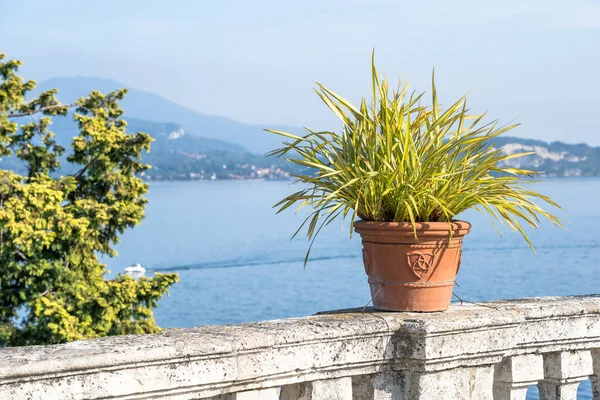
[1, 295, 600, 399]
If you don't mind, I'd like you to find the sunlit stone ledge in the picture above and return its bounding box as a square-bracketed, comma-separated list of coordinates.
[1, 296, 600, 399]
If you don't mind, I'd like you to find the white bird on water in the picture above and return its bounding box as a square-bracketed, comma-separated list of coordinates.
[125, 263, 146, 276]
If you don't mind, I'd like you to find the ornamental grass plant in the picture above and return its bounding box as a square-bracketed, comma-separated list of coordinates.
[267, 55, 561, 265]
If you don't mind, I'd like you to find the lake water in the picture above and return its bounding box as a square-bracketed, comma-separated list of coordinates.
[104, 178, 600, 399]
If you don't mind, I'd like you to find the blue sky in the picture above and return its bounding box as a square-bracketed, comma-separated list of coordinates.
[2, 0, 600, 144]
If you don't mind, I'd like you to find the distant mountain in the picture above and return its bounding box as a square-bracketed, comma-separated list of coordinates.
[48, 115, 246, 153]
[493, 136, 600, 177]
[34, 77, 301, 154]
[2, 115, 297, 181]
[122, 118, 298, 181]
[6, 76, 598, 180]
[102, 117, 293, 180]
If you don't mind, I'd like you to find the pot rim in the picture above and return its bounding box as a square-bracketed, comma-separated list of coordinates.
[354, 219, 471, 234]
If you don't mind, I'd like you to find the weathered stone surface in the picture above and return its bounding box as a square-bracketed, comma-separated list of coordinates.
[538, 381, 580, 400]
[403, 365, 495, 400]
[232, 388, 280, 399]
[350, 372, 403, 400]
[0, 295, 599, 399]
[280, 383, 310, 400]
[537, 351, 594, 400]
[310, 377, 353, 399]
[592, 348, 600, 400]
[280, 377, 352, 400]
[351, 374, 374, 400]
[371, 372, 403, 400]
[208, 388, 280, 400]
[493, 354, 544, 400]
[495, 354, 544, 383]
[543, 350, 593, 380]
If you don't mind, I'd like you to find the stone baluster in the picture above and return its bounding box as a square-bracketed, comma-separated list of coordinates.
[538, 350, 593, 400]
[592, 349, 600, 400]
[351, 367, 495, 400]
[402, 366, 495, 400]
[280, 377, 353, 400]
[351, 372, 403, 400]
[493, 354, 544, 400]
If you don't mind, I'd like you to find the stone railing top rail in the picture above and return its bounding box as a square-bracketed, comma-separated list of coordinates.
[1, 295, 600, 399]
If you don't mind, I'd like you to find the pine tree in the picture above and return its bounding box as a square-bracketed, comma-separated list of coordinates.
[0, 52, 179, 346]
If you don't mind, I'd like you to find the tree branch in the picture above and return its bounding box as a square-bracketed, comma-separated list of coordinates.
[13, 250, 28, 262]
[7, 104, 74, 119]
[73, 154, 102, 179]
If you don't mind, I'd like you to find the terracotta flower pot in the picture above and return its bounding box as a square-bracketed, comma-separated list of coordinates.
[354, 220, 471, 312]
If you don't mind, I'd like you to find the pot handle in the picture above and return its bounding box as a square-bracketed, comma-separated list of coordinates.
[456, 249, 463, 275]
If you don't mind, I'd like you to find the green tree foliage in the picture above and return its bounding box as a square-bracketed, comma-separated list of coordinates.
[0, 52, 178, 346]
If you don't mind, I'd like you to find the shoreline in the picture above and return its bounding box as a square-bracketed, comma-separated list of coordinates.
[144, 175, 600, 183]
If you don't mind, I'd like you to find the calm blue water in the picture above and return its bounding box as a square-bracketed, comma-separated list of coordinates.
[104, 179, 600, 399]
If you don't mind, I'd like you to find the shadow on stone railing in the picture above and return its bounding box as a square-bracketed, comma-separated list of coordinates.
[1, 296, 600, 399]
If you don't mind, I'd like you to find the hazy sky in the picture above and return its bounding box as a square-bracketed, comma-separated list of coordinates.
[2, 0, 600, 144]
